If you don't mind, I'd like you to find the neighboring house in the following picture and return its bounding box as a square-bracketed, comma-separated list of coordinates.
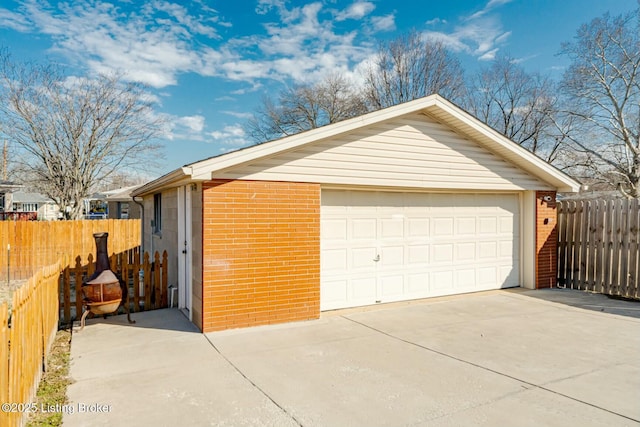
[10, 191, 60, 220]
[132, 95, 580, 333]
[1, 181, 24, 220]
[85, 185, 142, 219]
[102, 185, 143, 219]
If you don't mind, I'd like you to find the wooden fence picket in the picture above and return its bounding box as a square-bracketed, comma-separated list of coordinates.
[558, 199, 639, 300]
[0, 219, 141, 281]
[57, 249, 169, 325]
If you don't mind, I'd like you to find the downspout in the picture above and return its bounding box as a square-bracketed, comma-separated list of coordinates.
[133, 196, 145, 264]
[133, 196, 146, 297]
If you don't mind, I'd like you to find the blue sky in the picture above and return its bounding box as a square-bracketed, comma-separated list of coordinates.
[0, 0, 635, 177]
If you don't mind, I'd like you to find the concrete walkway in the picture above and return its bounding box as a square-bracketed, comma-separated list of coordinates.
[64, 289, 640, 426]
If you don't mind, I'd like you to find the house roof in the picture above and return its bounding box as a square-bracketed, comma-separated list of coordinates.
[102, 185, 143, 202]
[11, 191, 55, 204]
[0, 180, 22, 191]
[133, 95, 580, 196]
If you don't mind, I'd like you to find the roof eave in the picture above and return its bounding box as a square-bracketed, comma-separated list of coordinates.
[131, 166, 194, 197]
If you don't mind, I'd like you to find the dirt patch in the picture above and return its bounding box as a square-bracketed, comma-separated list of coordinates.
[0, 278, 28, 310]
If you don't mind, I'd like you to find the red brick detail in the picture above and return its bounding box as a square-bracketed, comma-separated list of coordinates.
[535, 191, 557, 289]
[201, 179, 320, 332]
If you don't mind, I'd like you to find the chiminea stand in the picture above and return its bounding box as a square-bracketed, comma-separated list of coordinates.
[79, 232, 135, 330]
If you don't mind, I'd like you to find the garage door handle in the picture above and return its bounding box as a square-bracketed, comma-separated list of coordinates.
[373, 254, 380, 262]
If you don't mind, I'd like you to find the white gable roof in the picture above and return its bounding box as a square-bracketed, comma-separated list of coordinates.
[133, 95, 580, 196]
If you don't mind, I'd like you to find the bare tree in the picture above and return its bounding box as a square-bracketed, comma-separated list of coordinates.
[246, 73, 367, 143]
[467, 55, 561, 162]
[556, 9, 640, 197]
[0, 52, 163, 218]
[362, 31, 466, 109]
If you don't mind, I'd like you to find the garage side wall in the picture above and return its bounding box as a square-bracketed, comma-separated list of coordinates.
[202, 179, 320, 332]
[535, 191, 557, 288]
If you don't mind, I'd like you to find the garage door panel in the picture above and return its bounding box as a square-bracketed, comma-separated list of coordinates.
[352, 219, 376, 239]
[432, 244, 454, 263]
[499, 240, 514, 257]
[433, 217, 454, 235]
[381, 218, 404, 238]
[432, 270, 454, 289]
[351, 247, 377, 269]
[380, 246, 404, 266]
[478, 216, 498, 233]
[408, 245, 429, 264]
[322, 219, 347, 240]
[407, 218, 430, 237]
[500, 216, 514, 233]
[407, 273, 429, 294]
[456, 242, 476, 261]
[322, 249, 347, 271]
[478, 266, 497, 285]
[456, 269, 476, 288]
[456, 217, 476, 235]
[478, 241, 497, 258]
[351, 277, 377, 302]
[500, 266, 519, 287]
[379, 274, 404, 298]
[322, 280, 348, 305]
[320, 190, 520, 311]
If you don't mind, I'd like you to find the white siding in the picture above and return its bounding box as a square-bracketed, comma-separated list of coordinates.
[215, 113, 551, 191]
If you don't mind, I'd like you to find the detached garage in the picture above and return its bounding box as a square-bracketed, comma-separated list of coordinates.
[132, 95, 580, 332]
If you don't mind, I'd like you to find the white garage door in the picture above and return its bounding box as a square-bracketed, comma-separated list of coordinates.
[321, 190, 520, 311]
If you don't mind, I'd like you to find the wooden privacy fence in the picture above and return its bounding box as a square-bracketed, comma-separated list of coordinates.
[1, 258, 64, 427]
[0, 219, 141, 280]
[59, 248, 169, 325]
[558, 199, 639, 299]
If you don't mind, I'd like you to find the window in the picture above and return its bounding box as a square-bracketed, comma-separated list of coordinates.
[0, 193, 5, 212]
[117, 202, 130, 219]
[153, 193, 162, 233]
[22, 203, 38, 212]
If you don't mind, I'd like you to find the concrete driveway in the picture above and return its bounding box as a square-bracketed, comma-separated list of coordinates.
[64, 289, 640, 427]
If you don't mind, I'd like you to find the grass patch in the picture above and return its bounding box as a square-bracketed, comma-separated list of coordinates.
[26, 329, 72, 427]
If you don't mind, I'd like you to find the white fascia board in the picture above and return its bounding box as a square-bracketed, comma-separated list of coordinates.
[430, 98, 581, 193]
[189, 96, 440, 180]
[131, 166, 194, 197]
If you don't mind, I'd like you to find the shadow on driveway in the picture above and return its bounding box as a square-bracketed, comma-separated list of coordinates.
[516, 287, 640, 319]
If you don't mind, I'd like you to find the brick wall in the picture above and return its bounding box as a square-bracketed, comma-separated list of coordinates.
[201, 179, 320, 332]
[536, 191, 557, 288]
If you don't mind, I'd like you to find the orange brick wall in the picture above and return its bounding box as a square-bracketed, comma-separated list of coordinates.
[201, 179, 320, 332]
[536, 191, 557, 288]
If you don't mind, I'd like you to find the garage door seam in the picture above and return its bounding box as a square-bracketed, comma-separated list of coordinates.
[343, 316, 640, 424]
[203, 334, 304, 427]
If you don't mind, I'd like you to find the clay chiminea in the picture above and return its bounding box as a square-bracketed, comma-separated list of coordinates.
[80, 232, 134, 329]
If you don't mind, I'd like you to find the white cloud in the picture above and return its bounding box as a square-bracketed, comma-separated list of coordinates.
[210, 124, 245, 139]
[0, 7, 31, 31]
[177, 115, 205, 132]
[425, 18, 447, 26]
[371, 14, 395, 32]
[468, 0, 513, 20]
[255, 0, 286, 15]
[209, 124, 250, 148]
[1, 0, 385, 90]
[222, 111, 253, 119]
[5, 0, 227, 88]
[478, 48, 498, 61]
[335, 2, 375, 21]
[161, 113, 207, 141]
[423, 1, 512, 61]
